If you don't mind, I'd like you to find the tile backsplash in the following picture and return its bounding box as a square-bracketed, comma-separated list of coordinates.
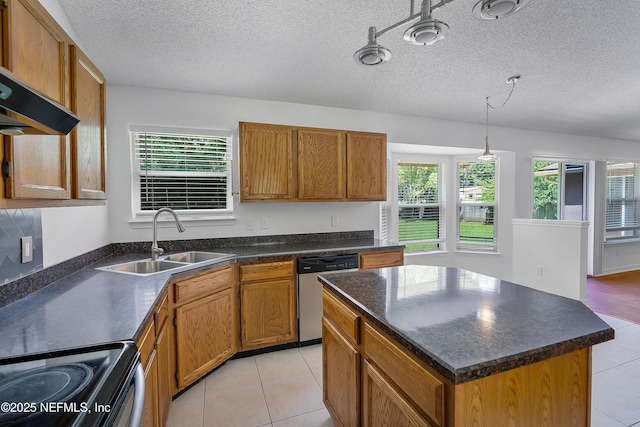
[0, 209, 43, 284]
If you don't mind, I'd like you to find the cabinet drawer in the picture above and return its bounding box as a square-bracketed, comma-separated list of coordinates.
[322, 289, 360, 346]
[364, 323, 444, 427]
[174, 265, 234, 305]
[359, 250, 404, 270]
[137, 319, 156, 368]
[239, 259, 294, 282]
[154, 291, 169, 335]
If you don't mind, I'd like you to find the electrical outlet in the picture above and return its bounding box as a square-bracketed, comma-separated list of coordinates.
[246, 220, 254, 231]
[260, 218, 269, 229]
[21, 236, 33, 263]
[536, 266, 543, 276]
[331, 215, 338, 227]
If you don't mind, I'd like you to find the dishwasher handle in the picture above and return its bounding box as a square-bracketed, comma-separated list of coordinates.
[128, 363, 145, 427]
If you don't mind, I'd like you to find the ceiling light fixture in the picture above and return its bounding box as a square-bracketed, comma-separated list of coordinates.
[472, 0, 533, 20]
[353, 26, 392, 65]
[355, 0, 534, 65]
[403, 0, 449, 46]
[479, 75, 520, 161]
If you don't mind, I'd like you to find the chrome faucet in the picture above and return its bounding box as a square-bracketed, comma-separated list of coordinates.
[151, 207, 186, 260]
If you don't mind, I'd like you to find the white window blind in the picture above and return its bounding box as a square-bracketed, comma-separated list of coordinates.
[457, 159, 497, 251]
[606, 161, 640, 240]
[131, 126, 232, 214]
[397, 162, 444, 251]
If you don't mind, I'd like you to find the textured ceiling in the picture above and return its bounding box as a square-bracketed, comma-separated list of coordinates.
[57, 0, 640, 142]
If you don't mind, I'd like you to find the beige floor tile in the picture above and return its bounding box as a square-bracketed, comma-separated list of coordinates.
[299, 344, 323, 389]
[166, 379, 205, 427]
[259, 368, 324, 422]
[272, 408, 335, 427]
[202, 357, 271, 427]
[254, 348, 311, 384]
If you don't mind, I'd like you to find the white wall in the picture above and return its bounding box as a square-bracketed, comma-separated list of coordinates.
[105, 85, 640, 280]
[512, 219, 589, 301]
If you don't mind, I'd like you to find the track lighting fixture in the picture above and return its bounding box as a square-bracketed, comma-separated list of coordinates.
[355, 0, 534, 65]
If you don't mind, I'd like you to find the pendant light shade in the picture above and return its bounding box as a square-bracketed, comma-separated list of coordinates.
[403, 0, 449, 46]
[472, 0, 533, 20]
[353, 26, 391, 65]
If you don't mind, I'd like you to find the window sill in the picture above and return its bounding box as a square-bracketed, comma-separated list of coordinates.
[128, 215, 236, 229]
[454, 250, 501, 256]
[604, 238, 640, 246]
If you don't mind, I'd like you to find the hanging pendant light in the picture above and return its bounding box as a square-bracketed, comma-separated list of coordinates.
[353, 26, 391, 65]
[479, 97, 496, 161]
[479, 75, 520, 160]
[403, 0, 449, 46]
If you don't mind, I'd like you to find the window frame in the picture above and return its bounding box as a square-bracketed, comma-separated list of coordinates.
[129, 125, 234, 222]
[605, 160, 640, 241]
[456, 157, 499, 252]
[387, 153, 446, 253]
[531, 157, 589, 221]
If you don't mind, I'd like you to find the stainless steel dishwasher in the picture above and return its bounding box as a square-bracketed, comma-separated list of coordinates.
[297, 254, 359, 344]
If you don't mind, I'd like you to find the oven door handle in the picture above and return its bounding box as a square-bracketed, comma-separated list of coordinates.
[128, 362, 145, 427]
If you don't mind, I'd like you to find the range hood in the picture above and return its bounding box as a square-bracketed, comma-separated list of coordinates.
[0, 66, 79, 136]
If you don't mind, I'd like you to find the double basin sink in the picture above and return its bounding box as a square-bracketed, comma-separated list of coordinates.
[98, 251, 233, 276]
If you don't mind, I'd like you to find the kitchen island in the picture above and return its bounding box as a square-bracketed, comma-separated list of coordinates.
[319, 265, 614, 427]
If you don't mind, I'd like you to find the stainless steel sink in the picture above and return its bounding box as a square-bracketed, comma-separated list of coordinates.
[162, 251, 233, 264]
[98, 259, 188, 276]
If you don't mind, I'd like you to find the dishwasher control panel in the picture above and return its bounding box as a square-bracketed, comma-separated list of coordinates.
[297, 254, 359, 274]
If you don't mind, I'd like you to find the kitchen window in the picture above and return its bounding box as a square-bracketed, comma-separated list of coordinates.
[130, 126, 232, 219]
[397, 162, 444, 251]
[457, 159, 497, 251]
[606, 161, 640, 240]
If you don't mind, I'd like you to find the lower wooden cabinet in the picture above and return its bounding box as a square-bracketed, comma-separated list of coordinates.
[137, 312, 159, 427]
[322, 317, 360, 427]
[172, 265, 237, 390]
[238, 259, 297, 351]
[359, 249, 404, 270]
[155, 313, 171, 427]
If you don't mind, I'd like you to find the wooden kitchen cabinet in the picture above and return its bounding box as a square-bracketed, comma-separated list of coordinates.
[297, 128, 345, 200]
[359, 249, 404, 270]
[239, 122, 295, 201]
[239, 122, 386, 202]
[322, 290, 361, 427]
[0, 0, 107, 207]
[239, 258, 297, 351]
[70, 45, 107, 200]
[173, 265, 237, 390]
[346, 132, 387, 201]
[136, 290, 171, 427]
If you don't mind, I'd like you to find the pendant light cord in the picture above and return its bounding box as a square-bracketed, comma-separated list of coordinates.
[485, 78, 517, 140]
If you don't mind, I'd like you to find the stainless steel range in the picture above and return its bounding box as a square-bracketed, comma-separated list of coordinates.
[0, 341, 143, 427]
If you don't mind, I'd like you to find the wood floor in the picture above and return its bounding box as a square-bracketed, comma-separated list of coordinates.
[587, 270, 640, 324]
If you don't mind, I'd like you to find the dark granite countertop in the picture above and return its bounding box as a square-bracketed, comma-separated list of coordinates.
[0, 233, 402, 361]
[318, 265, 614, 385]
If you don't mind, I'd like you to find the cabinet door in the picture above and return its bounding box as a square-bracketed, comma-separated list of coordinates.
[297, 128, 345, 200]
[155, 318, 171, 427]
[175, 288, 237, 389]
[363, 360, 432, 427]
[2, 0, 71, 200]
[322, 318, 360, 427]
[240, 278, 297, 350]
[70, 46, 106, 199]
[142, 350, 158, 427]
[240, 122, 294, 201]
[346, 132, 387, 201]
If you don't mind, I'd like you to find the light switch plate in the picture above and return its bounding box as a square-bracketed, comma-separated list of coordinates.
[21, 236, 33, 263]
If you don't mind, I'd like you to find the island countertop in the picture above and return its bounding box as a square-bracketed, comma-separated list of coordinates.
[318, 265, 614, 384]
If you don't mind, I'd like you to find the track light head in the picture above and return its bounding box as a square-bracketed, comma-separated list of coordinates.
[472, 0, 533, 20]
[354, 27, 391, 66]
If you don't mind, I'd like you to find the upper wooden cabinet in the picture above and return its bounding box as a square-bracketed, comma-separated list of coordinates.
[0, 0, 107, 207]
[347, 132, 387, 201]
[239, 122, 295, 201]
[70, 46, 106, 200]
[239, 122, 386, 202]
